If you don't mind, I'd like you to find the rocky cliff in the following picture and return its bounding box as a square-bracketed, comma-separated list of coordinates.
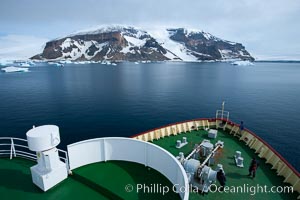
[32, 26, 254, 62]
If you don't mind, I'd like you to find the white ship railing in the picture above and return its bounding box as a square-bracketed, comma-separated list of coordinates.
[68, 137, 189, 200]
[0, 137, 70, 173]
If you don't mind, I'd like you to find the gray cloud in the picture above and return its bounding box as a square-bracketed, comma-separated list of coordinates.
[1, 0, 300, 59]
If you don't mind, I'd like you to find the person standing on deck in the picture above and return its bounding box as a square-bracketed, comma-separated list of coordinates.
[217, 169, 226, 191]
[239, 121, 244, 135]
[248, 157, 259, 179]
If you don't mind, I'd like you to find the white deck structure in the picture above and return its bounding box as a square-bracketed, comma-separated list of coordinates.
[67, 137, 189, 200]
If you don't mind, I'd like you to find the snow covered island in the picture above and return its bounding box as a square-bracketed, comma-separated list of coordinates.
[31, 25, 254, 62]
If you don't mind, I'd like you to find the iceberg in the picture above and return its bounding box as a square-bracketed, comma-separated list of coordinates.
[231, 60, 254, 66]
[19, 63, 31, 67]
[27, 61, 36, 66]
[59, 60, 72, 64]
[48, 62, 64, 67]
[1, 66, 29, 73]
[101, 60, 112, 65]
[11, 60, 36, 67]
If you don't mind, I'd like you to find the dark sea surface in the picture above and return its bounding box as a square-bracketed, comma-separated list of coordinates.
[0, 61, 299, 170]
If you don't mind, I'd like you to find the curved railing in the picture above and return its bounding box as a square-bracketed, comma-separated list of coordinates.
[0, 137, 70, 172]
[131, 118, 300, 197]
[67, 137, 189, 200]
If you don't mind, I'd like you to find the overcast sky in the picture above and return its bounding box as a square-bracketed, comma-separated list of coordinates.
[0, 0, 300, 60]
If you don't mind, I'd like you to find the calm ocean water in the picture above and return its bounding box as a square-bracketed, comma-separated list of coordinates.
[0, 62, 299, 170]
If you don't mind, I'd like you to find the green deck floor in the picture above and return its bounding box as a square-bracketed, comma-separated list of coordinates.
[0, 158, 180, 200]
[152, 129, 299, 200]
[72, 161, 180, 200]
[0, 157, 108, 200]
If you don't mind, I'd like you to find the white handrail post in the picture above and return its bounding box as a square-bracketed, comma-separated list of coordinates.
[10, 138, 16, 159]
[58, 149, 71, 174]
[221, 101, 225, 120]
[66, 152, 71, 174]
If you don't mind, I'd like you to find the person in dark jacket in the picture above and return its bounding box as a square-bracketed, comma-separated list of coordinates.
[216, 169, 226, 191]
[238, 121, 244, 135]
[248, 157, 259, 179]
[240, 121, 244, 130]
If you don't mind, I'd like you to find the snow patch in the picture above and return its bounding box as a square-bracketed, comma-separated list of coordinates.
[85, 41, 107, 60]
[219, 49, 233, 59]
[148, 28, 197, 61]
[66, 24, 147, 38]
[124, 35, 146, 47]
[61, 38, 73, 49]
[60, 38, 108, 60]
[120, 46, 134, 54]
[183, 28, 216, 41]
[120, 33, 148, 54]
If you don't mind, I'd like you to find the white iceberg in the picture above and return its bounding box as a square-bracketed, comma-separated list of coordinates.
[1, 66, 29, 73]
[102, 60, 112, 65]
[231, 60, 254, 66]
[19, 63, 31, 67]
[27, 61, 36, 65]
[48, 62, 64, 67]
[59, 60, 72, 64]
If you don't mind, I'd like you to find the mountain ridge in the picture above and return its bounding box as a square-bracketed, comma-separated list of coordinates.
[31, 25, 254, 62]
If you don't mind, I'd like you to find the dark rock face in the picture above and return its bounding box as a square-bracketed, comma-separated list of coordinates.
[31, 26, 254, 62]
[167, 28, 254, 61]
[41, 40, 63, 59]
[86, 43, 99, 56]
